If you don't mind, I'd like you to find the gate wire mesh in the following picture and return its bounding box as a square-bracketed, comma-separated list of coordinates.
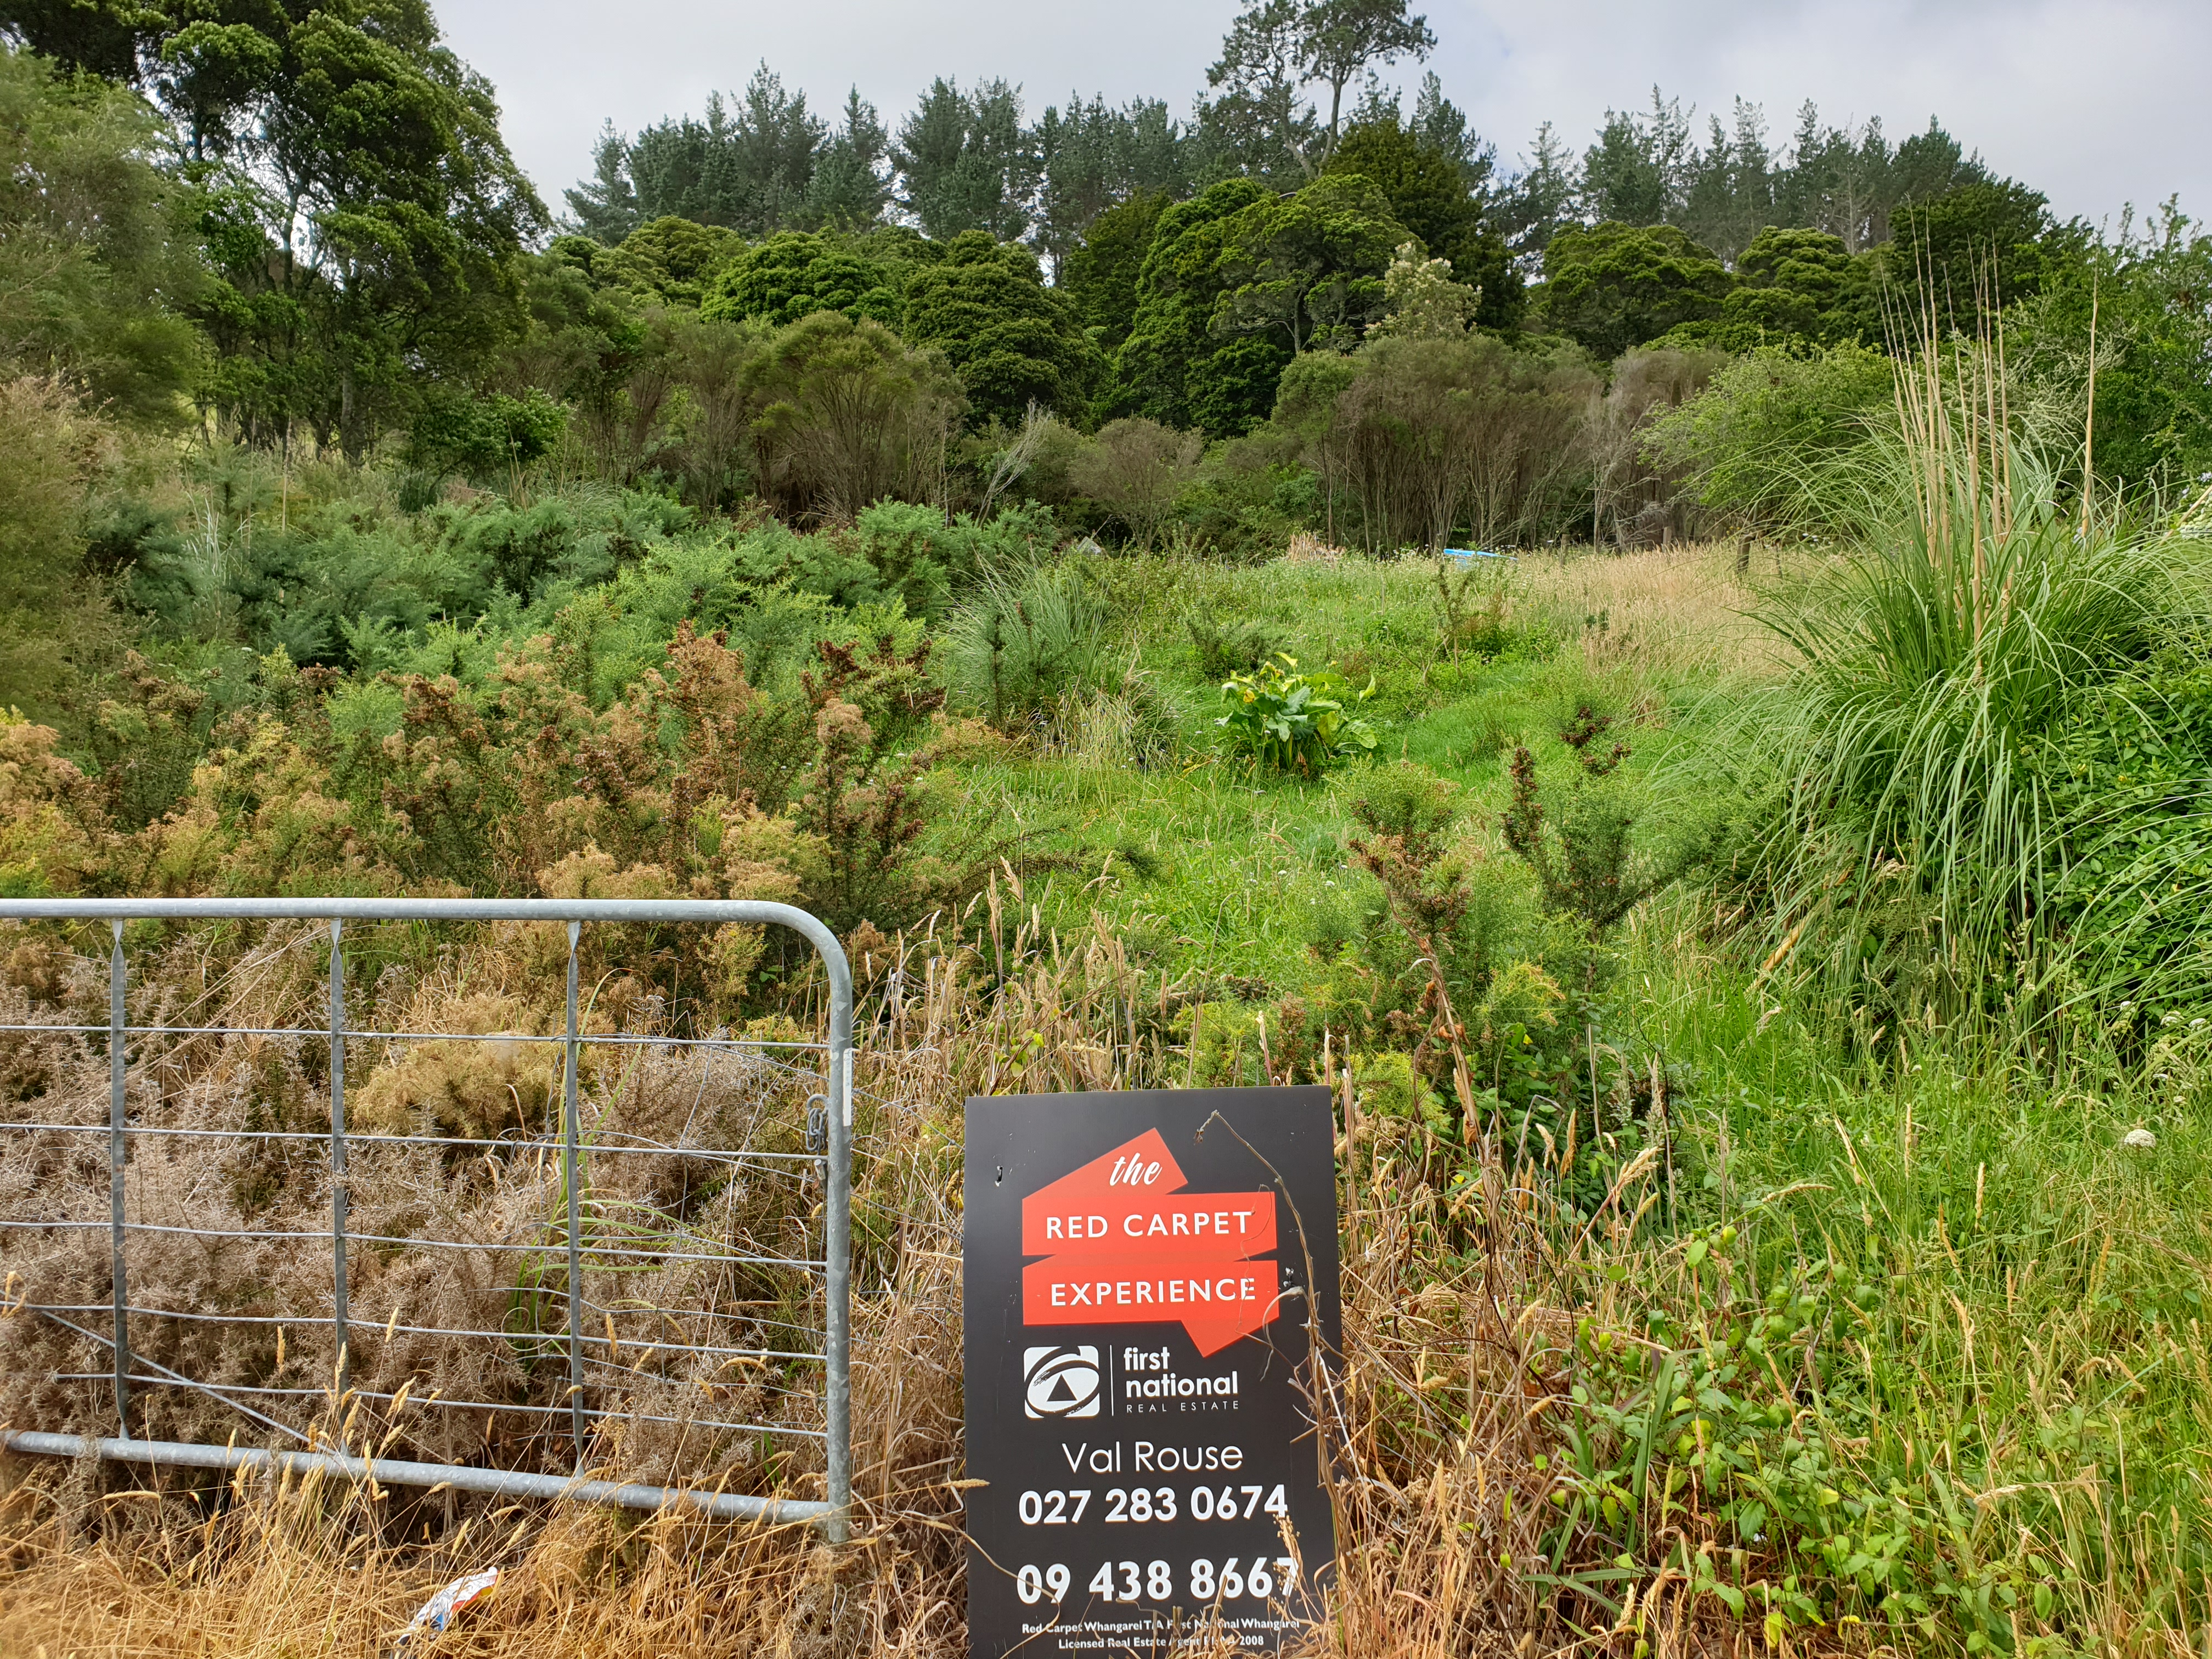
[0, 899, 852, 1532]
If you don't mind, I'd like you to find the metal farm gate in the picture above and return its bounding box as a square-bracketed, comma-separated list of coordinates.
[0, 898, 853, 1539]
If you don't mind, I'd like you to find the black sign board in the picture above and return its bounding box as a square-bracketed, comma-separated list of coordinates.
[962, 1087, 1341, 1658]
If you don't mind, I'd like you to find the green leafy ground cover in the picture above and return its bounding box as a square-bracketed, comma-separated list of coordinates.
[928, 543, 2212, 1655]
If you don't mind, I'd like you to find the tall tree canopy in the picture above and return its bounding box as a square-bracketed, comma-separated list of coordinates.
[561, 66, 888, 242]
[1200, 0, 1432, 179]
[1197, 0, 1315, 187]
[0, 44, 203, 417]
[1541, 222, 1731, 360]
[1296, 0, 1435, 155]
[619, 67, 824, 236]
[1322, 115, 1521, 329]
[10, 0, 544, 455]
[1109, 173, 1402, 436]
[1110, 176, 1282, 435]
[1031, 94, 1189, 279]
[1528, 89, 1990, 266]
[900, 230, 1097, 425]
[1210, 172, 1406, 355]
[893, 76, 1032, 242]
[1060, 190, 1170, 355]
[1889, 178, 2055, 336]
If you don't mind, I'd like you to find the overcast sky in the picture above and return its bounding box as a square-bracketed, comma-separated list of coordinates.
[436, 0, 2208, 233]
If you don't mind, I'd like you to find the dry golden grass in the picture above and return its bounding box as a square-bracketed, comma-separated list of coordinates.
[0, 915, 1773, 1658]
[0, 1114, 1775, 1659]
[1517, 540, 1786, 682]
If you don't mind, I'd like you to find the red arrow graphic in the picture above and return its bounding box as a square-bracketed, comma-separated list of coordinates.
[1019, 1130, 1282, 1356]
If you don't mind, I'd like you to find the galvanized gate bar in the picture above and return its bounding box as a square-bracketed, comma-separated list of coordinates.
[562, 920, 585, 1470]
[826, 1028, 852, 1541]
[0, 1430, 830, 1525]
[0, 898, 855, 1538]
[328, 919, 349, 1398]
[106, 922, 128, 1438]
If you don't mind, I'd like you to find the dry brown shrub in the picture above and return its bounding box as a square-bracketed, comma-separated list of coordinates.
[1280, 532, 1347, 567]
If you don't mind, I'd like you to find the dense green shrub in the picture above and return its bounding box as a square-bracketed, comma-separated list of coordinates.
[1321, 117, 1522, 330]
[943, 563, 1114, 732]
[1711, 226, 1876, 348]
[900, 230, 1100, 426]
[702, 230, 904, 328]
[1216, 654, 1376, 774]
[851, 500, 1058, 620]
[407, 389, 568, 482]
[1107, 178, 1284, 437]
[594, 215, 744, 308]
[1541, 222, 1731, 360]
[2042, 643, 2212, 1032]
[123, 486, 694, 667]
[1058, 189, 1168, 355]
[1641, 343, 1895, 533]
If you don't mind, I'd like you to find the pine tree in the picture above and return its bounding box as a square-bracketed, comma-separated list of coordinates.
[1197, 0, 1318, 185]
[1679, 100, 1775, 264]
[805, 88, 892, 229]
[893, 78, 1035, 241]
[1032, 95, 1192, 280]
[565, 122, 640, 244]
[1492, 122, 1579, 271]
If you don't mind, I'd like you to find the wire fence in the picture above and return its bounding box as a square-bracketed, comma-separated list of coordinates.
[0, 898, 853, 1536]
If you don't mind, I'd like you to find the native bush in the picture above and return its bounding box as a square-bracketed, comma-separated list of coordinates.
[2040, 639, 2212, 1036]
[1728, 376, 2191, 1024]
[407, 387, 569, 483]
[1187, 611, 1290, 680]
[941, 563, 1115, 735]
[1069, 417, 1203, 549]
[702, 230, 904, 328]
[1273, 332, 1593, 554]
[744, 310, 963, 523]
[1216, 654, 1378, 774]
[0, 376, 121, 725]
[1641, 342, 1896, 534]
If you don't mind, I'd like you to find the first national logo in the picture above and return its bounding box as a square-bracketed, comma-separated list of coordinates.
[1022, 1345, 1101, 1418]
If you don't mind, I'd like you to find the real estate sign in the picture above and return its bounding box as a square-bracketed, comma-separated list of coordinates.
[962, 1086, 1341, 1657]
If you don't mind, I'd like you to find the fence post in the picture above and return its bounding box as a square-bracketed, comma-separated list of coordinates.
[563, 921, 585, 1469]
[328, 920, 350, 1400]
[107, 919, 129, 1437]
